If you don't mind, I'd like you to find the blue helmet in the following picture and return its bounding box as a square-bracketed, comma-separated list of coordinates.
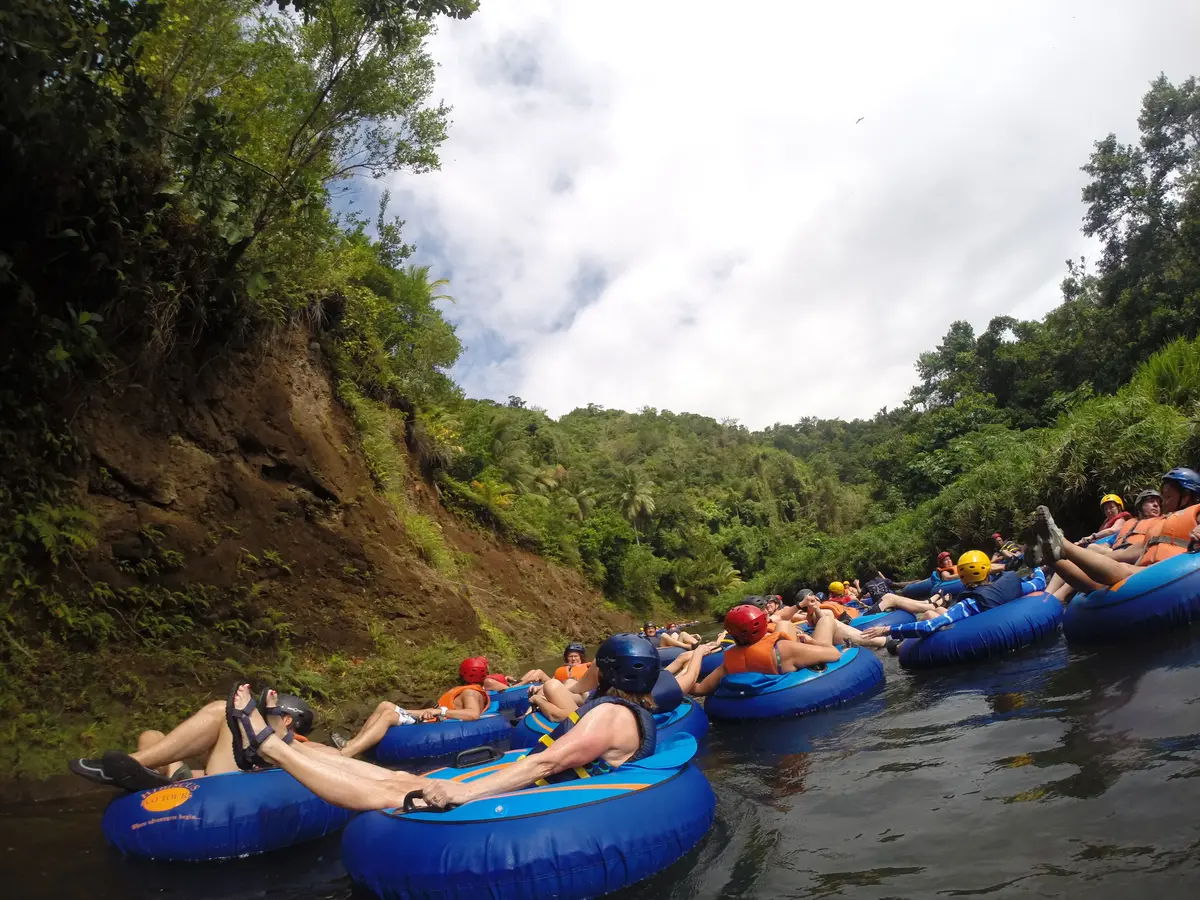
[563, 642, 587, 662]
[1163, 467, 1200, 497]
[596, 633, 661, 694]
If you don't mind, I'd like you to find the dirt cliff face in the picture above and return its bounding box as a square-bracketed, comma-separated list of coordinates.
[80, 330, 629, 657]
[8, 329, 630, 783]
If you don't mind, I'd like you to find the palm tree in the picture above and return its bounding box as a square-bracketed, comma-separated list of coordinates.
[619, 470, 656, 543]
[561, 484, 595, 522]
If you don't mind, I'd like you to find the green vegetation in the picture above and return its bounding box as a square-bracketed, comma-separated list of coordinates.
[404, 75, 1200, 616]
[1, 0, 1198, 776]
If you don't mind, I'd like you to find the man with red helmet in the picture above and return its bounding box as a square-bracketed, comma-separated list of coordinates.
[333, 656, 494, 759]
[689, 604, 843, 696]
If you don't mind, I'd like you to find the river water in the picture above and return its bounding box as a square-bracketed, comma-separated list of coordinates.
[4, 631, 1199, 899]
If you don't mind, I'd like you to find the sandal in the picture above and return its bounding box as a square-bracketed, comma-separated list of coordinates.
[225, 683, 275, 771]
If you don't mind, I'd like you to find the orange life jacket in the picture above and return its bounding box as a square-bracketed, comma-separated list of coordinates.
[437, 683, 489, 710]
[1115, 515, 1159, 547]
[937, 564, 958, 580]
[808, 600, 858, 625]
[723, 632, 791, 675]
[554, 662, 592, 682]
[1139, 503, 1200, 565]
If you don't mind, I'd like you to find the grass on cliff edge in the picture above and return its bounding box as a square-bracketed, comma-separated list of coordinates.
[341, 383, 458, 576]
[0, 610, 567, 780]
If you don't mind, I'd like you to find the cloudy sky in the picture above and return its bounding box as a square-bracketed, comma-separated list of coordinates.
[387, 0, 1200, 429]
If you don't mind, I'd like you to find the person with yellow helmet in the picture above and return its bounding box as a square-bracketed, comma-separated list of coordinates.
[860, 550, 1030, 644]
[1078, 493, 1133, 547]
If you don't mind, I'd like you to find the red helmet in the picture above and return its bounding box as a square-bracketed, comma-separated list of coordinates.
[458, 657, 489, 685]
[724, 604, 768, 646]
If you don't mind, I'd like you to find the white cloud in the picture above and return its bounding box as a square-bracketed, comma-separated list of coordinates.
[389, 0, 1200, 427]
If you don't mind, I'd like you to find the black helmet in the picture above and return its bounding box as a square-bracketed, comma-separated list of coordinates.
[795, 588, 814, 602]
[563, 642, 587, 662]
[1134, 488, 1163, 514]
[259, 689, 314, 736]
[596, 633, 660, 694]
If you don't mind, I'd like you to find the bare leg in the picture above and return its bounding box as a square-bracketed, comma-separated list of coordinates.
[340, 701, 401, 758]
[779, 615, 842, 671]
[773, 620, 799, 640]
[529, 679, 583, 721]
[1052, 582, 1076, 603]
[295, 743, 409, 783]
[1054, 540, 1139, 586]
[136, 731, 171, 777]
[658, 634, 689, 649]
[1049, 558, 1105, 594]
[515, 669, 552, 685]
[235, 686, 423, 811]
[130, 700, 225, 772]
[878, 593, 939, 615]
[835, 621, 886, 650]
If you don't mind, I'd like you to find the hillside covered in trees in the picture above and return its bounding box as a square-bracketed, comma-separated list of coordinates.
[1, 0, 1198, 778]
[428, 73, 1200, 613]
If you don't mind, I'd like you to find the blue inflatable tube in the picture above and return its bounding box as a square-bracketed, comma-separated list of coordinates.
[510, 696, 709, 750]
[850, 610, 916, 631]
[1064, 553, 1200, 645]
[375, 714, 512, 765]
[699, 646, 727, 678]
[898, 592, 1063, 670]
[704, 647, 884, 721]
[901, 576, 964, 599]
[488, 684, 531, 717]
[342, 735, 715, 900]
[657, 645, 685, 665]
[102, 768, 356, 861]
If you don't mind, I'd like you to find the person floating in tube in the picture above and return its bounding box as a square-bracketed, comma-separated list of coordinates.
[859, 551, 1026, 648]
[1030, 467, 1200, 595]
[1077, 494, 1133, 547]
[512, 642, 593, 687]
[332, 656, 500, 758]
[68, 690, 317, 792]
[220, 634, 666, 811]
[687, 604, 845, 696]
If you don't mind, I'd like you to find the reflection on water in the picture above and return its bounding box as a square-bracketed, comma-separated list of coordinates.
[5, 631, 1200, 899]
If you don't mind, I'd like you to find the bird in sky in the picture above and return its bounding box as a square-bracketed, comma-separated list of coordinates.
[855, 116, 865, 124]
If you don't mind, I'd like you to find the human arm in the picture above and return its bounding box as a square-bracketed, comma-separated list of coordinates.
[421, 704, 627, 808]
[437, 690, 486, 722]
[689, 664, 726, 697]
[673, 641, 719, 694]
[1021, 568, 1047, 595]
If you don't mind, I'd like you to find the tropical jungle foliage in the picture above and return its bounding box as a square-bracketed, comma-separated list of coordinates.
[1, 0, 1198, 691]
[411, 74, 1200, 615]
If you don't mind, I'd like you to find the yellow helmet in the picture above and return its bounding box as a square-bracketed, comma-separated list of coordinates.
[957, 550, 992, 586]
[1100, 493, 1124, 510]
[828, 581, 845, 595]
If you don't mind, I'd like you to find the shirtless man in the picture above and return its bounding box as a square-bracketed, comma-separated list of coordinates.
[226, 634, 665, 811]
[529, 637, 716, 722]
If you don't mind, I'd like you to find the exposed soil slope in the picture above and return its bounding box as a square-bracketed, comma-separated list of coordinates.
[8, 329, 632, 783]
